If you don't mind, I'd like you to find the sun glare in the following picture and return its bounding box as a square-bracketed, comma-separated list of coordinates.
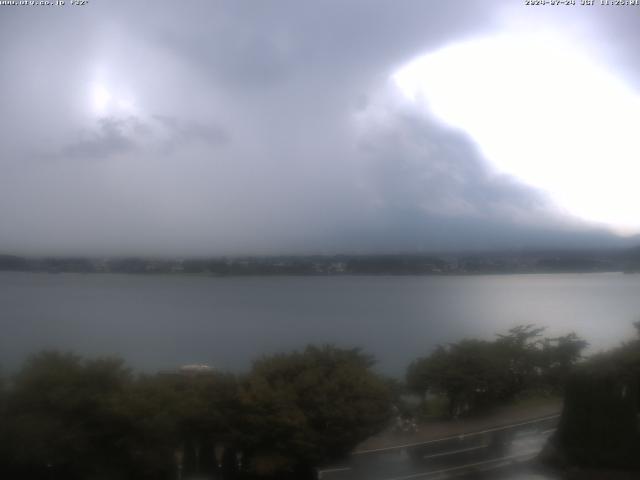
[393, 33, 640, 235]
[89, 80, 137, 117]
[91, 84, 111, 115]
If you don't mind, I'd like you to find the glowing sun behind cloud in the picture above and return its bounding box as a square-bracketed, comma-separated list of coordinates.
[89, 81, 136, 117]
[393, 32, 640, 235]
[90, 84, 111, 115]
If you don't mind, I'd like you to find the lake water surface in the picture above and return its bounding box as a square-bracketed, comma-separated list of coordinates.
[1, 272, 639, 376]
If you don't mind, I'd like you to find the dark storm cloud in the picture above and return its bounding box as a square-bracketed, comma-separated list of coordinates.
[60, 117, 139, 160]
[0, 0, 635, 255]
[152, 115, 230, 149]
[52, 114, 229, 162]
[357, 112, 548, 218]
[343, 107, 618, 252]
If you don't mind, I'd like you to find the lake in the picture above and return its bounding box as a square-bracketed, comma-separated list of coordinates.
[1, 272, 639, 376]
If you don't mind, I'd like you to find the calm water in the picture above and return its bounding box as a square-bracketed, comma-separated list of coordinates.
[1, 272, 639, 376]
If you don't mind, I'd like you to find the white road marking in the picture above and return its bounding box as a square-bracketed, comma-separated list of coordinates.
[353, 414, 560, 455]
[317, 466, 352, 478]
[381, 450, 539, 480]
[422, 444, 488, 460]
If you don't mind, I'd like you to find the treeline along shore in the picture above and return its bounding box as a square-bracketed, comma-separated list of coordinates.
[2, 247, 640, 276]
[2, 324, 639, 479]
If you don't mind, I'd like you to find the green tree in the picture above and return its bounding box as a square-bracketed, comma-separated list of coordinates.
[0, 367, 7, 471]
[408, 340, 509, 418]
[408, 325, 588, 418]
[495, 324, 546, 396]
[540, 332, 589, 390]
[1, 352, 240, 480]
[544, 326, 640, 471]
[3, 351, 136, 479]
[237, 345, 392, 477]
[1, 346, 393, 479]
[146, 371, 240, 476]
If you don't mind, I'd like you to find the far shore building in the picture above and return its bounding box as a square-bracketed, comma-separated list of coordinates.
[159, 363, 216, 378]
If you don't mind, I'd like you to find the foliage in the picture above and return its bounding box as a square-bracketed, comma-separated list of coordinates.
[539, 333, 590, 390]
[407, 325, 587, 418]
[495, 324, 546, 396]
[551, 368, 640, 469]
[0, 351, 240, 479]
[237, 345, 392, 476]
[1, 351, 138, 479]
[546, 326, 640, 471]
[408, 339, 509, 417]
[0, 346, 391, 479]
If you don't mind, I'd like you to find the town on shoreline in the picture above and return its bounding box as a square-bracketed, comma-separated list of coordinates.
[2, 247, 640, 276]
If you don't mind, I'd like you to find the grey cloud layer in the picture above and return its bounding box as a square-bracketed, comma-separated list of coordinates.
[0, 1, 634, 255]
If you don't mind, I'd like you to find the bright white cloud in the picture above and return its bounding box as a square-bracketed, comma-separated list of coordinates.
[393, 32, 640, 235]
[89, 79, 137, 118]
[90, 83, 111, 115]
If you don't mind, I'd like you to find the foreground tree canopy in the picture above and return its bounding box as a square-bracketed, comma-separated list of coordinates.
[406, 325, 588, 417]
[0, 325, 607, 478]
[0, 346, 392, 480]
[542, 322, 640, 472]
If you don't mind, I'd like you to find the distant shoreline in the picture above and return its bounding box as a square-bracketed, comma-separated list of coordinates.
[1, 250, 636, 277]
[0, 269, 631, 276]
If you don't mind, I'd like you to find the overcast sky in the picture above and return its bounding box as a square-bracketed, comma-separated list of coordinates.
[1, 0, 639, 256]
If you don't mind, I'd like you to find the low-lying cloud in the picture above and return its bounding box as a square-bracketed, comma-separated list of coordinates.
[0, 1, 636, 256]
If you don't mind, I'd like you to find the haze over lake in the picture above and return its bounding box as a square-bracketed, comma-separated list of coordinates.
[2, 272, 638, 376]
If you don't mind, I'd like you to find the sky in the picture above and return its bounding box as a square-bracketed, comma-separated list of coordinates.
[1, 0, 639, 256]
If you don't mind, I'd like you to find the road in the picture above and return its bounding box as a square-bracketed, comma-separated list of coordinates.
[318, 405, 561, 480]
